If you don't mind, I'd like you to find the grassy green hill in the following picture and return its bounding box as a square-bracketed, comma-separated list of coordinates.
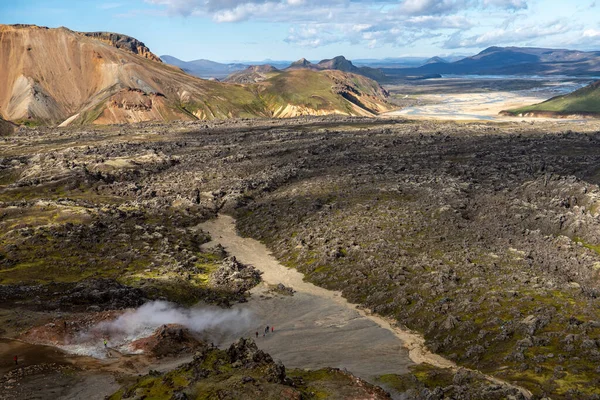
[504, 80, 600, 117]
[257, 69, 391, 117]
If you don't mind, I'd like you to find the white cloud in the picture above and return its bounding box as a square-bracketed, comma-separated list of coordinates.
[143, 0, 597, 52]
[583, 29, 600, 38]
[444, 20, 571, 48]
[399, 0, 475, 16]
[405, 15, 474, 29]
[482, 0, 527, 10]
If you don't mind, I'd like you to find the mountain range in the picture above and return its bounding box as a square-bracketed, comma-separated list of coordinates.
[0, 24, 392, 126]
[163, 46, 600, 84]
[390, 46, 600, 77]
[161, 54, 387, 82]
[159, 55, 249, 79]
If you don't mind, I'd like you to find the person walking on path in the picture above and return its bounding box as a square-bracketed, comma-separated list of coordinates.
[271, 326, 274, 333]
[104, 339, 108, 348]
[255, 331, 259, 339]
[265, 326, 269, 335]
[14, 355, 18, 365]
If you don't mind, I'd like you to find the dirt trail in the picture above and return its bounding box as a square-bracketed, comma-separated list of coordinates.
[201, 215, 449, 371]
[200, 214, 533, 398]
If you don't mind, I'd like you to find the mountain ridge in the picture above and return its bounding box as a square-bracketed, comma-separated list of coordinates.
[391, 46, 600, 76]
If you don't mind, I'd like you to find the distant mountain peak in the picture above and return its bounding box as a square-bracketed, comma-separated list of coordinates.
[425, 56, 448, 65]
[319, 56, 354, 69]
[291, 58, 313, 67]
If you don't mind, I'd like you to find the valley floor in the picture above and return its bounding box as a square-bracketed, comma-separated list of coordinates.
[382, 76, 596, 121]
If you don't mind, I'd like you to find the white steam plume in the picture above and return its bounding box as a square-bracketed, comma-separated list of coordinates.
[62, 301, 253, 358]
[97, 301, 253, 338]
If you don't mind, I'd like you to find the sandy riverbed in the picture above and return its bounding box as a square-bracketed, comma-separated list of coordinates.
[382, 91, 587, 122]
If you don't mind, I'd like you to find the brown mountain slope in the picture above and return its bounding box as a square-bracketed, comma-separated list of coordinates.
[0, 24, 392, 125]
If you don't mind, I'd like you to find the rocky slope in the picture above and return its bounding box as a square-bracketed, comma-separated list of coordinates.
[0, 117, 15, 135]
[109, 337, 391, 400]
[0, 25, 391, 126]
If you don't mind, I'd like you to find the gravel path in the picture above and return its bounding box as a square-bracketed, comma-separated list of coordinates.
[200, 214, 451, 380]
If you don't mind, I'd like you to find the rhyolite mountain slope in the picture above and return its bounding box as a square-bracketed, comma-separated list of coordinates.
[503, 80, 600, 117]
[389, 46, 600, 76]
[0, 25, 392, 126]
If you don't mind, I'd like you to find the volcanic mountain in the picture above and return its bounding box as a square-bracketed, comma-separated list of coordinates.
[286, 55, 386, 81]
[0, 25, 392, 126]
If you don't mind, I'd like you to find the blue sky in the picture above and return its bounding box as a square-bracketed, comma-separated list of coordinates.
[1, 0, 598, 62]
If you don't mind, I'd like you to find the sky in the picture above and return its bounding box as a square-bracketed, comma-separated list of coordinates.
[1, 0, 599, 62]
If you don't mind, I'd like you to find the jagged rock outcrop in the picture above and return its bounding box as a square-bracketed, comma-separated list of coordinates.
[82, 31, 162, 62]
[57, 279, 147, 311]
[131, 324, 206, 357]
[212, 256, 262, 293]
[111, 337, 392, 399]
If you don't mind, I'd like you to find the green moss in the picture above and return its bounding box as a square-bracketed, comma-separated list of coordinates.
[376, 373, 414, 392]
[573, 236, 600, 254]
[14, 119, 43, 127]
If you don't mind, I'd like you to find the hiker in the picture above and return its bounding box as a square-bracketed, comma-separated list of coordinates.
[255, 331, 259, 338]
[104, 339, 108, 348]
[14, 355, 18, 365]
[265, 326, 269, 335]
[271, 326, 274, 333]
